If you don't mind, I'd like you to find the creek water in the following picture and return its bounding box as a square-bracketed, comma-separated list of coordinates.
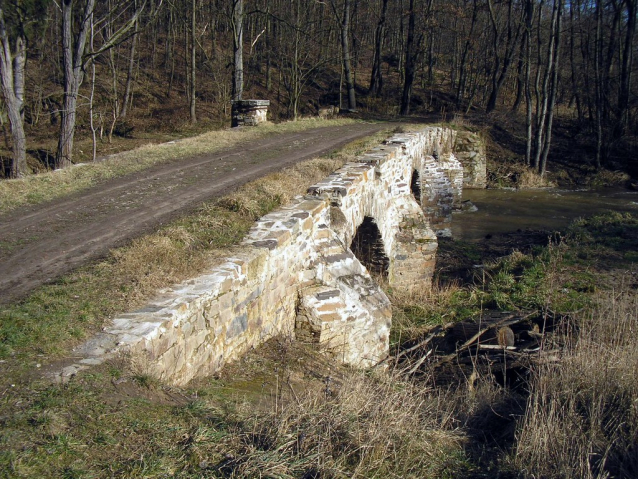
[452, 187, 638, 241]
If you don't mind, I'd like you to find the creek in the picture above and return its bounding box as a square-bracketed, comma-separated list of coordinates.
[452, 187, 638, 241]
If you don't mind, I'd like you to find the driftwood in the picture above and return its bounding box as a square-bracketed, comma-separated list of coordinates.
[393, 310, 561, 386]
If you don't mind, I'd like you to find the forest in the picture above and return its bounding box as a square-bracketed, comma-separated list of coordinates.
[2, 2, 638, 478]
[0, 0, 636, 179]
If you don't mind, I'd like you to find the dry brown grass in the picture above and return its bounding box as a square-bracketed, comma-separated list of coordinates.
[514, 290, 638, 478]
[216, 156, 346, 219]
[586, 168, 632, 188]
[517, 167, 557, 188]
[219, 368, 468, 478]
[488, 158, 557, 188]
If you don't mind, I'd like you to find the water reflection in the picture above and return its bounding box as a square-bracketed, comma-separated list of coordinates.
[452, 188, 638, 241]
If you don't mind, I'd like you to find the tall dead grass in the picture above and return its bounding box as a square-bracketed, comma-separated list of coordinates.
[514, 290, 638, 478]
[216, 156, 346, 219]
[516, 167, 557, 188]
[220, 370, 468, 478]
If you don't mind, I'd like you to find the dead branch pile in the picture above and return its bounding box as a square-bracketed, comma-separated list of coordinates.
[392, 311, 564, 388]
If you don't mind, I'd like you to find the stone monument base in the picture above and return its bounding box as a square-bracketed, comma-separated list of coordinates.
[231, 99, 270, 127]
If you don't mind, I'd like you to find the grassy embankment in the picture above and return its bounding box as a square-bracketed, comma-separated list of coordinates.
[1, 118, 637, 477]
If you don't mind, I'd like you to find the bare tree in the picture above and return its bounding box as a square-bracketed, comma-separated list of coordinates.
[276, 0, 329, 119]
[0, 4, 26, 177]
[485, 0, 524, 113]
[400, 0, 432, 115]
[368, 0, 388, 96]
[330, 0, 356, 111]
[56, 0, 95, 169]
[189, 0, 196, 122]
[528, 0, 561, 174]
[455, 0, 480, 107]
[232, 0, 243, 101]
[120, 0, 140, 119]
[539, 0, 563, 176]
[56, 0, 145, 169]
[616, 0, 635, 137]
[523, 0, 535, 165]
[400, 0, 418, 115]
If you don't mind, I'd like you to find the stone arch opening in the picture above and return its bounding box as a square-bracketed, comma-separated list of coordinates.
[350, 216, 389, 277]
[411, 169, 422, 205]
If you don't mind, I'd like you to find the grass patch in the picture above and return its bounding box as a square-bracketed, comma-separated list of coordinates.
[0, 118, 361, 213]
[391, 212, 636, 351]
[388, 212, 638, 477]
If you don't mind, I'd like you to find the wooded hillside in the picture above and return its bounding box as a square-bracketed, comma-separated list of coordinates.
[1, 0, 636, 179]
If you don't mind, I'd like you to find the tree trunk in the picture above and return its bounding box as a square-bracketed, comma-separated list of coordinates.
[616, 0, 635, 137]
[594, 0, 604, 169]
[340, 0, 356, 111]
[400, 0, 416, 115]
[512, 24, 529, 111]
[190, 0, 197, 123]
[368, 0, 388, 96]
[232, 0, 244, 101]
[524, 0, 535, 165]
[57, 0, 95, 169]
[486, 0, 523, 113]
[120, 3, 139, 120]
[456, 1, 479, 107]
[533, 0, 557, 170]
[568, 0, 583, 123]
[539, 0, 563, 176]
[0, 8, 27, 177]
[265, 3, 272, 91]
[89, 13, 97, 161]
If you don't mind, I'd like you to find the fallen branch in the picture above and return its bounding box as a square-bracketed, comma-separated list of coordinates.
[396, 324, 449, 360]
[404, 349, 432, 377]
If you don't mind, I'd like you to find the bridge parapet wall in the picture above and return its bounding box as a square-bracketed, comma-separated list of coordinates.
[57, 127, 483, 386]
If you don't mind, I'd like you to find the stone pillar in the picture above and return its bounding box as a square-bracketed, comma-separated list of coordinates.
[388, 214, 438, 292]
[419, 155, 455, 237]
[440, 153, 464, 209]
[295, 227, 392, 367]
[231, 99, 270, 127]
[453, 131, 487, 188]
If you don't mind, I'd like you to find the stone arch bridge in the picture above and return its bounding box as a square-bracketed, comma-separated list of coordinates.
[61, 127, 485, 385]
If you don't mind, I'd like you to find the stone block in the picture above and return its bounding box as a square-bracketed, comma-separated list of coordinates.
[227, 314, 248, 339]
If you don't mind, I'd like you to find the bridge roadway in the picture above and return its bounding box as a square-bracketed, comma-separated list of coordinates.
[0, 122, 389, 304]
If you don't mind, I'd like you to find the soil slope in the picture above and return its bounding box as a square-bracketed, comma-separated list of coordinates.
[0, 122, 389, 304]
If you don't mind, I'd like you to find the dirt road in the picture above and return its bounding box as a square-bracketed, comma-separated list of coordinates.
[0, 122, 389, 304]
